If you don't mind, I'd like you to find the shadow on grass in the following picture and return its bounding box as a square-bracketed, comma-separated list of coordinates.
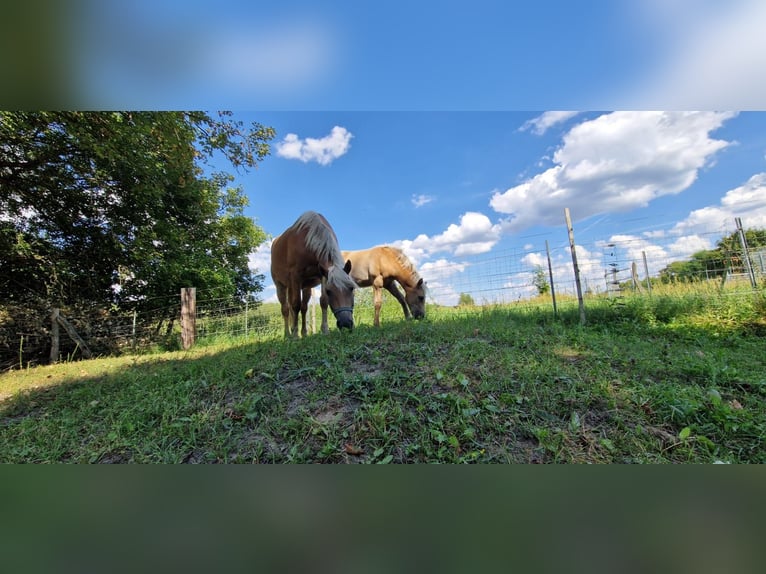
[2, 303, 764, 463]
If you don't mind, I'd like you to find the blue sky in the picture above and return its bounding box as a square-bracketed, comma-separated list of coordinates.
[42, 1, 766, 304]
[74, 0, 766, 110]
[227, 111, 766, 305]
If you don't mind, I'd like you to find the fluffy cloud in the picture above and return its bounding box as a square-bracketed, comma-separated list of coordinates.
[591, 169, 766, 279]
[405, 212, 502, 257]
[276, 125, 352, 165]
[416, 259, 469, 306]
[491, 111, 735, 232]
[419, 259, 468, 281]
[248, 240, 279, 302]
[671, 173, 766, 235]
[521, 252, 546, 268]
[248, 239, 273, 275]
[520, 111, 579, 135]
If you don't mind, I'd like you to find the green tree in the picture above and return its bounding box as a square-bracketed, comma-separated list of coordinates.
[658, 228, 766, 283]
[458, 292, 475, 306]
[533, 266, 550, 295]
[0, 111, 274, 312]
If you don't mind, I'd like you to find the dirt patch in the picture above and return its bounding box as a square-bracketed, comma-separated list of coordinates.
[96, 449, 134, 464]
[554, 346, 590, 364]
[310, 394, 361, 426]
[283, 377, 320, 416]
[484, 435, 547, 463]
[348, 360, 383, 380]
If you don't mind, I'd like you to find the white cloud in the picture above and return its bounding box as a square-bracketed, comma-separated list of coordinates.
[248, 239, 273, 275]
[601, 234, 670, 275]
[671, 172, 766, 235]
[407, 212, 502, 257]
[521, 252, 545, 268]
[420, 259, 468, 281]
[623, 0, 766, 108]
[248, 240, 280, 303]
[520, 111, 580, 135]
[668, 235, 713, 257]
[276, 125, 353, 165]
[595, 169, 766, 278]
[390, 240, 428, 268]
[411, 194, 435, 208]
[519, 244, 606, 296]
[427, 283, 461, 307]
[418, 259, 469, 306]
[491, 111, 735, 232]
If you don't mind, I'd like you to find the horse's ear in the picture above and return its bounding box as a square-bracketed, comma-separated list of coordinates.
[344, 259, 352, 274]
[417, 278, 424, 288]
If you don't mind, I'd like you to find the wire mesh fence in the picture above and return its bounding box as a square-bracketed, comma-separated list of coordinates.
[3, 213, 764, 370]
[420, 216, 765, 313]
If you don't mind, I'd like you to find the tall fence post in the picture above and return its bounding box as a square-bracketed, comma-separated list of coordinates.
[131, 309, 137, 349]
[565, 208, 586, 325]
[245, 297, 249, 337]
[545, 240, 558, 318]
[642, 251, 652, 296]
[50, 308, 60, 363]
[181, 287, 196, 350]
[735, 217, 758, 289]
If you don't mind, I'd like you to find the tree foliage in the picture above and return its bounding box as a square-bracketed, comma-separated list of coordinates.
[458, 293, 475, 306]
[533, 266, 550, 295]
[0, 111, 275, 313]
[658, 228, 766, 283]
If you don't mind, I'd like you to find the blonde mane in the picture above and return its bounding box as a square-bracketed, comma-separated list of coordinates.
[384, 246, 422, 285]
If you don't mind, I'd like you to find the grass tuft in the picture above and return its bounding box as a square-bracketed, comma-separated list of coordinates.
[2, 286, 765, 463]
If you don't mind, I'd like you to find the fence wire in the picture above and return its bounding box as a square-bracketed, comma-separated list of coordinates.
[3, 215, 764, 370]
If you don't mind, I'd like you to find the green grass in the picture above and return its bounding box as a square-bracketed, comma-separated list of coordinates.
[1, 287, 765, 463]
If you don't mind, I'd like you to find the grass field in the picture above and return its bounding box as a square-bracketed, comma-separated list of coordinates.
[1, 284, 765, 463]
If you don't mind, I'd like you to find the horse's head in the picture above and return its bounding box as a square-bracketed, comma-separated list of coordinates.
[323, 259, 356, 330]
[405, 278, 427, 320]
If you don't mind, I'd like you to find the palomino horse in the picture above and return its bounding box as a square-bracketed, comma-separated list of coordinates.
[271, 211, 356, 338]
[341, 246, 426, 327]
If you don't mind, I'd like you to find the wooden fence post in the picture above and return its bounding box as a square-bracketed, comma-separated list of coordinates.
[735, 217, 758, 289]
[545, 240, 558, 318]
[564, 208, 586, 325]
[55, 312, 92, 359]
[181, 287, 196, 350]
[132, 309, 137, 349]
[50, 308, 60, 363]
[642, 251, 652, 296]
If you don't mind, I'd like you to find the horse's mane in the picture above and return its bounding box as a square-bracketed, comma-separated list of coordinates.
[326, 264, 358, 292]
[293, 211, 345, 267]
[294, 211, 357, 291]
[382, 246, 422, 283]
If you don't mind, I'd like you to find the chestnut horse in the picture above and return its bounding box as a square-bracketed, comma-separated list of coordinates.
[341, 246, 426, 327]
[271, 211, 356, 338]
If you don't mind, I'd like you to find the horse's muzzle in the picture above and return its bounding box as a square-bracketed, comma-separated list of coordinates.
[333, 306, 354, 330]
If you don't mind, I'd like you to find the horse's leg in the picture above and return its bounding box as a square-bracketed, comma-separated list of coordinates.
[288, 285, 301, 338]
[276, 282, 291, 338]
[373, 277, 385, 327]
[319, 289, 330, 333]
[300, 286, 312, 337]
[384, 280, 410, 320]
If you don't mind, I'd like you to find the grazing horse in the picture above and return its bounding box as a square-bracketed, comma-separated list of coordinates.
[341, 246, 426, 327]
[271, 211, 356, 338]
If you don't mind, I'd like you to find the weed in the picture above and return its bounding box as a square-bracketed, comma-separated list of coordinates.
[1, 287, 765, 463]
